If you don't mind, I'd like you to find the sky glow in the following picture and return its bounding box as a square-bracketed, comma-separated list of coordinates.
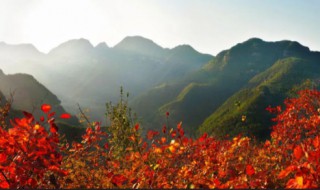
[0, 0, 319, 55]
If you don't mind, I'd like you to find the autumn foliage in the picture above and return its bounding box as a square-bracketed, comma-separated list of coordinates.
[0, 89, 319, 188]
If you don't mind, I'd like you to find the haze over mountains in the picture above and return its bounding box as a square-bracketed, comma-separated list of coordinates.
[0, 36, 213, 123]
[0, 36, 319, 140]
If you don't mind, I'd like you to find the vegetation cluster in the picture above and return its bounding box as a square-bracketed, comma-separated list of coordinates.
[0, 89, 319, 188]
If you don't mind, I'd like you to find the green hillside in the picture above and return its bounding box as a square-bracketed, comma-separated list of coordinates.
[199, 57, 320, 140]
[132, 38, 320, 139]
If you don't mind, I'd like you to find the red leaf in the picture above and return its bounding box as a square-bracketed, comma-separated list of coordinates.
[50, 123, 58, 133]
[49, 112, 56, 117]
[27, 178, 37, 187]
[293, 145, 303, 160]
[59, 169, 69, 176]
[0, 153, 7, 163]
[48, 165, 60, 172]
[95, 124, 101, 131]
[104, 143, 109, 149]
[199, 133, 208, 142]
[147, 130, 159, 140]
[41, 104, 51, 113]
[177, 121, 182, 130]
[60, 113, 71, 119]
[111, 174, 127, 186]
[0, 181, 9, 189]
[182, 137, 189, 146]
[171, 130, 177, 138]
[134, 123, 139, 131]
[162, 125, 166, 134]
[23, 111, 34, 123]
[13, 118, 28, 127]
[246, 164, 255, 176]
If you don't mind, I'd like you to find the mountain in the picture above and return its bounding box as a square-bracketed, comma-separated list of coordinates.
[3, 36, 318, 141]
[0, 42, 46, 76]
[132, 38, 320, 139]
[0, 36, 213, 123]
[0, 69, 83, 141]
[114, 36, 165, 57]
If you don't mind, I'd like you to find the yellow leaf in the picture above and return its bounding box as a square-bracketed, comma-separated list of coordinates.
[296, 176, 303, 186]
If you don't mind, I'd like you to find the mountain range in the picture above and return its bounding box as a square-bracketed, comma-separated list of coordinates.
[0, 36, 319, 141]
[131, 38, 320, 140]
[0, 36, 212, 123]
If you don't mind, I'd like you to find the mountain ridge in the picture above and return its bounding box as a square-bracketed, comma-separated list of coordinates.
[131, 37, 320, 139]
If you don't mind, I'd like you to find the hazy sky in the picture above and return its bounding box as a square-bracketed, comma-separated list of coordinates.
[0, 0, 319, 55]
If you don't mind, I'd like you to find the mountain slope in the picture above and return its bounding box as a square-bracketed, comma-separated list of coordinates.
[132, 38, 320, 138]
[199, 57, 320, 140]
[0, 69, 83, 141]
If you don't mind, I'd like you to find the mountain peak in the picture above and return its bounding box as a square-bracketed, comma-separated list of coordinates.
[0, 42, 41, 53]
[114, 36, 164, 56]
[171, 44, 198, 53]
[55, 38, 93, 49]
[48, 38, 94, 55]
[95, 42, 109, 49]
[246, 37, 264, 43]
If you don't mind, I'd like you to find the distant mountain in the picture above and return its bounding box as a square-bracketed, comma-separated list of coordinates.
[0, 36, 213, 123]
[114, 36, 165, 57]
[132, 38, 320, 140]
[0, 69, 82, 141]
[0, 42, 45, 76]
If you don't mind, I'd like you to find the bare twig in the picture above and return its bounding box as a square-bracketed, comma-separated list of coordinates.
[0, 170, 10, 186]
[77, 103, 93, 127]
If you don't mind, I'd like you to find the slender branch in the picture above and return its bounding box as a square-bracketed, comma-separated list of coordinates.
[77, 103, 93, 127]
[1, 170, 10, 186]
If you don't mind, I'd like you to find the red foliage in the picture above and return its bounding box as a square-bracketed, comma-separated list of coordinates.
[1, 90, 320, 188]
[60, 113, 71, 119]
[0, 105, 70, 188]
[41, 104, 51, 113]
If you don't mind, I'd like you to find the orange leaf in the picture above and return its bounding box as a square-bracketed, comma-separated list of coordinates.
[278, 165, 296, 179]
[286, 176, 304, 188]
[246, 164, 255, 176]
[313, 136, 319, 148]
[168, 145, 176, 153]
[293, 145, 303, 160]
[41, 104, 51, 113]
